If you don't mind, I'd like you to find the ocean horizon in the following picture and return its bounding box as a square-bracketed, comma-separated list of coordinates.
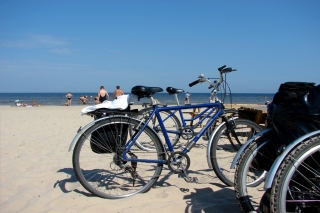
[0, 92, 274, 106]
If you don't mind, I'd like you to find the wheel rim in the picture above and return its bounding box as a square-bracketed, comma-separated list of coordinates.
[278, 145, 320, 212]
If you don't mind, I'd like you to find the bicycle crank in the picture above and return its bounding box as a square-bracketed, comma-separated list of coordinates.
[181, 127, 194, 140]
[167, 151, 197, 183]
[168, 151, 190, 173]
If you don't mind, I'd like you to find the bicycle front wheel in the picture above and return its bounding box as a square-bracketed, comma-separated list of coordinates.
[210, 118, 263, 186]
[270, 135, 320, 212]
[234, 130, 276, 212]
[72, 116, 166, 199]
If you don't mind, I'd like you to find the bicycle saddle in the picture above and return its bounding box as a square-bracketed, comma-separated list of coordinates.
[166, 87, 185, 95]
[131, 85, 163, 100]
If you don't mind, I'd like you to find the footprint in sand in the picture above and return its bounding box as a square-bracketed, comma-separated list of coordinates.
[156, 191, 169, 198]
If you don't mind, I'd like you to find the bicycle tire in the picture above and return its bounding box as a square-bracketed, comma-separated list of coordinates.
[234, 130, 276, 212]
[270, 135, 320, 213]
[72, 116, 166, 199]
[210, 118, 263, 186]
[205, 109, 251, 139]
[133, 107, 181, 150]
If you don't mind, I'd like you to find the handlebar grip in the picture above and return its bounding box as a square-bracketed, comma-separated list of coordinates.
[222, 67, 233, 73]
[218, 65, 226, 71]
[221, 67, 237, 73]
[189, 80, 200, 87]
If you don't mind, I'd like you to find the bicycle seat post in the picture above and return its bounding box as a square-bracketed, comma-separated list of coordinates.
[149, 96, 157, 106]
[174, 94, 180, 106]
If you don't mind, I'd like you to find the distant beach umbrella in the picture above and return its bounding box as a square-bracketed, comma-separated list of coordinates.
[15, 100, 19, 102]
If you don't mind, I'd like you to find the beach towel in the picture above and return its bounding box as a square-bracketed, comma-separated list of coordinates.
[81, 95, 130, 115]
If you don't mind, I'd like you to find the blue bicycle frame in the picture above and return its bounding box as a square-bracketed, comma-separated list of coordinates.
[141, 104, 219, 139]
[121, 102, 225, 164]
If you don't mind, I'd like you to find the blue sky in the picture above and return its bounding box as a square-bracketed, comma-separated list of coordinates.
[1, 0, 319, 93]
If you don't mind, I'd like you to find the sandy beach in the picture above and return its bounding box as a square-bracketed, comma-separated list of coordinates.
[0, 105, 265, 213]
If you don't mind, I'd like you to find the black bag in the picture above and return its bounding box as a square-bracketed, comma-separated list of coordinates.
[272, 82, 316, 105]
[90, 123, 129, 154]
[271, 82, 320, 148]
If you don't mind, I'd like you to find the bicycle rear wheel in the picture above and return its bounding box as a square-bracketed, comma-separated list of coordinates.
[133, 108, 181, 150]
[72, 116, 166, 199]
[210, 118, 263, 186]
[270, 135, 320, 212]
[234, 130, 276, 212]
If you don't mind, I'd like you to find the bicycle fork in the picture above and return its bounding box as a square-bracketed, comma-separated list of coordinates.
[222, 116, 242, 150]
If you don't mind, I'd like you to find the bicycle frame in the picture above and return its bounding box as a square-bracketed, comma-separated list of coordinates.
[149, 105, 216, 135]
[121, 102, 225, 164]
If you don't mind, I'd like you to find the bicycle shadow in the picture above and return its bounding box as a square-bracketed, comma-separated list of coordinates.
[55, 167, 181, 197]
[174, 140, 208, 150]
[155, 167, 229, 193]
[183, 187, 241, 213]
[54, 168, 95, 197]
[54, 168, 245, 213]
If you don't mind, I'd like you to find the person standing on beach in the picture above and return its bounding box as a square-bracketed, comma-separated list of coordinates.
[185, 92, 191, 104]
[83, 96, 88, 105]
[66, 92, 73, 106]
[113, 85, 124, 99]
[98, 86, 109, 103]
[94, 96, 99, 104]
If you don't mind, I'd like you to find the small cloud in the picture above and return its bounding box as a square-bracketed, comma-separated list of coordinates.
[29, 33, 69, 47]
[0, 33, 72, 55]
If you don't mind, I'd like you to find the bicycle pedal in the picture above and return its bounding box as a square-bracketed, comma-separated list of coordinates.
[184, 176, 198, 183]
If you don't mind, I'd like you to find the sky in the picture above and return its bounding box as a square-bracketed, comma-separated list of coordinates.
[1, 0, 319, 94]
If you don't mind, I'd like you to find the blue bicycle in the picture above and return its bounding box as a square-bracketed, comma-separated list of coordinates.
[70, 65, 262, 198]
[133, 82, 248, 151]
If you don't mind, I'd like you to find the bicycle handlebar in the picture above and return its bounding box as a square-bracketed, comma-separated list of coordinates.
[189, 65, 237, 88]
[189, 80, 200, 87]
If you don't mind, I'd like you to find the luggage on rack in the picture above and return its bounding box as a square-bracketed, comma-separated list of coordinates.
[90, 123, 129, 154]
[271, 82, 320, 149]
[88, 105, 137, 154]
[272, 82, 316, 105]
[259, 82, 320, 213]
[254, 82, 320, 171]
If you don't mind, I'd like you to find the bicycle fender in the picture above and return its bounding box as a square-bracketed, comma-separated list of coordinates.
[68, 115, 131, 152]
[264, 130, 320, 190]
[230, 128, 273, 169]
[206, 121, 228, 169]
[206, 118, 242, 169]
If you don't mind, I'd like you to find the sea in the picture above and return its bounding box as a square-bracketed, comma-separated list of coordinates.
[0, 92, 274, 106]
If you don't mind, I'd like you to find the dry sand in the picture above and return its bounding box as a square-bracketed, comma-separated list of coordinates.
[0, 105, 265, 213]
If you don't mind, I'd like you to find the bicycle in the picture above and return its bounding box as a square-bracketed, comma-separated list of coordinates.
[69, 65, 262, 198]
[134, 81, 250, 151]
[233, 82, 320, 212]
[128, 68, 259, 187]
